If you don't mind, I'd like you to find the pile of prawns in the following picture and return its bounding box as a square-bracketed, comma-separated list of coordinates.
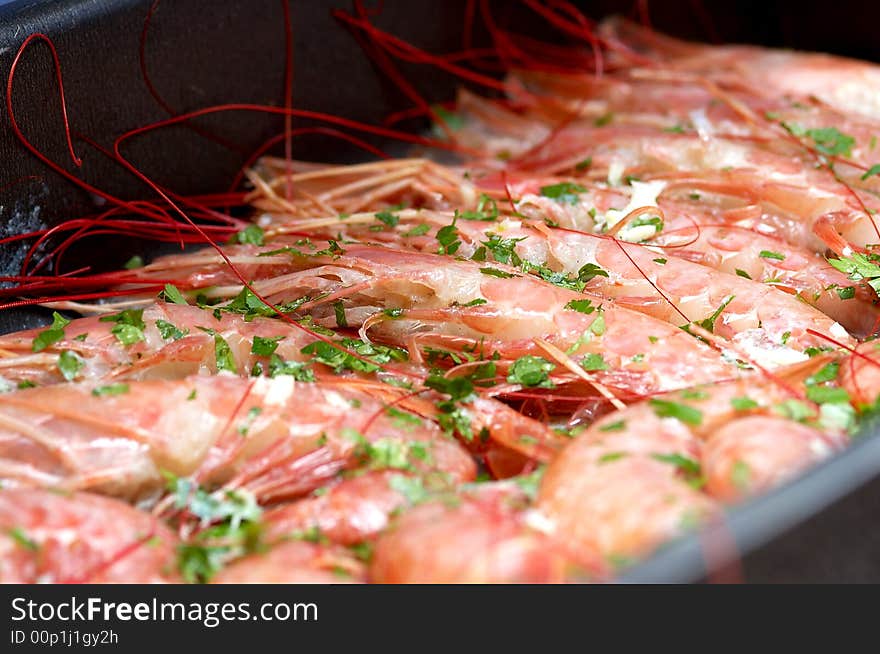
[5, 17, 880, 583]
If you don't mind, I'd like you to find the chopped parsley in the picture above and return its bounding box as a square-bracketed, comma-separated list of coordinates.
[388, 475, 431, 505]
[123, 255, 144, 269]
[458, 193, 499, 221]
[540, 182, 587, 205]
[57, 350, 83, 381]
[170, 478, 262, 583]
[696, 295, 734, 333]
[828, 252, 880, 292]
[386, 406, 422, 430]
[237, 407, 263, 436]
[577, 263, 609, 282]
[31, 312, 70, 353]
[375, 210, 400, 228]
[431, 104, 464, 132]
[628, 214, 664, 236]
[92, 383, 129, 397]
[806, 362, 839, 386]
[301, 338, 406, 374]
[230, 224, 265, 246]
[7, 527, 38, 551]
[774, 399, 814, 422]
[251, 335, 283, 356]
[267, 355, 315, 381]
[156, 319, 188, 340]
[649, 398, 703, 425]
[731, 396, 759, 411]
[598, 420, 626, 432]
[861, 164, 880, 181]
[580, 353, 609, 371]
[805, 385, 850, 404]
[333, 301, 348, 328]
[565, 299, 596, 314]
[213, 334, 237, 373]
[479, 233, 524, 266]
[479, 267, 515, 278]
[160, 284, 188, 305]
[651, 453, 703, 484]
[507, 356, 555, 388]
[99, 309, 146, 347]
[805, 127, 855, 157]
[759, 250, 785, 261]
[436, 218, 461, 255]
[403, 223, 430, 237]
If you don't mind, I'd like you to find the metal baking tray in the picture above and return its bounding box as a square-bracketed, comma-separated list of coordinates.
[1, 0, 879, 582]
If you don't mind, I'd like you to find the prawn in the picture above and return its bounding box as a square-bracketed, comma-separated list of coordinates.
[369, 481, 606, 583]
[536, 351, 864, 562]
[124, 241, 744, 400]
[0, 488, 178, 583]
[273, 208, 853, 362]
[0, 374, 478, 503]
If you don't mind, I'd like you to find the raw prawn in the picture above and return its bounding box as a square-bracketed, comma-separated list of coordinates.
[0, 374, 478, 503]
[274, 208, 853, 361]
[211, 540, 365, 584]
[0, 488, 178, 583]
[128, 241, 744, 399]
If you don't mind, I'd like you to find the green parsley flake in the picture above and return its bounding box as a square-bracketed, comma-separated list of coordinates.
[565, 299, 595, 314]
[123, 255, 144, 270]
[99, 310, 146, 347]
[251, 336, 283, 356]
[8, 527, 38, 551]
[861, 164, 880, 181]
[580, 353, 609, 371]
[57, 350, 83, 381]
[805, 385, 850, 404]
[230, 224, 264, 246]
[375, 210, 399, 228]
[697, 295, 735, 333]
[156, 319, 188, 341]
[806, 362, 839, 386]
[161, 284, 188, 305]
[731, 396, 759, 411]
[649, 399, 703, 425]
[267, 355, 315, 381]
[479, 267, 515, 278]
[214, 334, 237, 373]
[828, 252, 880, 293]
[404, 223, 430, 237]
[540, 182, 587, 205]
[436, 219, 461, 255]
[759, 250, 785, 261]
[598, 420, 626, 432]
